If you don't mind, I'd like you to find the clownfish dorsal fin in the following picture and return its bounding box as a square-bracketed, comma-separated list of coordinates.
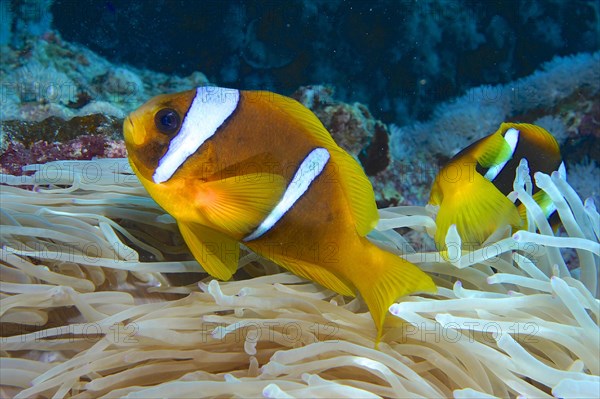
[273, 255, 356, 297]
[434, 171, 522, 249]
[178, 222, 239, 280]
[330, 147, 379, 235]
[516, 123, 560, 154]
[195, 173, 287, 237]
[266, 92, 339, 148]
[267, 93, 378, 236]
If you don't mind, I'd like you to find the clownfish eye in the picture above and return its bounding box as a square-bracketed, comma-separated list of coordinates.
[154, 108, 180, 135]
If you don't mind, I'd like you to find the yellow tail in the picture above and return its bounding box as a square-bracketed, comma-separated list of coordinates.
[348, 239, 437, 343]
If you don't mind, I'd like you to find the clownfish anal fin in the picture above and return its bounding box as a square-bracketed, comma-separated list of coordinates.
[434, 172, 522, 248]
[178, 222, 239, 280]
[275, 255, 356, 297]
[195, 173, 286, 237]
[331, 148, 379, 236]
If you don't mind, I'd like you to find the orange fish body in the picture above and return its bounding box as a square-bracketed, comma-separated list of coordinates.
[429, 122, 563, 251]
[124, 87, 435, 340]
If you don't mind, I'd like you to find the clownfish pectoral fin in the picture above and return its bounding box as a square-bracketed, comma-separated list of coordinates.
[274, 255, 356, 297]
[476, 126, 516, 171]
[196, 173, 287, 237]
[178, 222, 239, 280]
[331, 148, 379, 236]
[434, 172, 522, 250]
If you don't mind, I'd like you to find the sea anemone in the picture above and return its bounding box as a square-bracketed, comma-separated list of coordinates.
[0, 158, 598, 398]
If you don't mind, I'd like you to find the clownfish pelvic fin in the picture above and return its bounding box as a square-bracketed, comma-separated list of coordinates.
[178, 222, 240, 280]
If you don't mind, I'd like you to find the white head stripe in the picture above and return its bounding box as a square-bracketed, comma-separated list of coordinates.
[484, 128, 520, 181]
[243, 148, 330, 242]
[153, 87, 240, 183]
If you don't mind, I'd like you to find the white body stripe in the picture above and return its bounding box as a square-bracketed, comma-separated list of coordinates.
[153, 87, 240, 183]
[484, 128, 520, 181]
[243, 147, 330, 242]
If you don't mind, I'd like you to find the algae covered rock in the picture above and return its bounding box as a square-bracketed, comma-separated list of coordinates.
[0, 113, 125, 175]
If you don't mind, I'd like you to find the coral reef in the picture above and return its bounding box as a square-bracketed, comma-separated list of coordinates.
[2, 113, 122, 146]
[0, 33, 209, 122]
[50, 0, 599, 124]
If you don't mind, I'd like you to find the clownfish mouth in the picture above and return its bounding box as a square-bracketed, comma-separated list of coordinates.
[124, 115, 147, 147]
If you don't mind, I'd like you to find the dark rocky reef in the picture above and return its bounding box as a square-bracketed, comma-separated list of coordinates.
[292, 85, 390, 176]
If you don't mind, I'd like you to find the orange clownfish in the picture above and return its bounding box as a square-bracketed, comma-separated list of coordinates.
[124, 86, 436, 340]
[429, 122, 563, 251]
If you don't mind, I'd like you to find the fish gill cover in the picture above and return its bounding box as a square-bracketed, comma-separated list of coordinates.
[0, 0, 599, 398]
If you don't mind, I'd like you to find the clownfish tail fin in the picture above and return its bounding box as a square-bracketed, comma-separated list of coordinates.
[349, 239, 436, 344]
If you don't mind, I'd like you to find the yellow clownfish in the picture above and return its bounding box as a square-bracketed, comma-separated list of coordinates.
[124, 86, 436, 340]
[429, 122, 563, 251]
